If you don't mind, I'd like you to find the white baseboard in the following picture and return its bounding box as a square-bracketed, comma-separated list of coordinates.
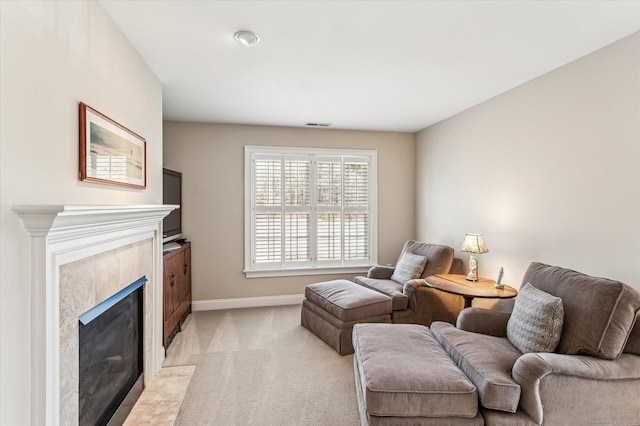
[192, 294, 305, 311]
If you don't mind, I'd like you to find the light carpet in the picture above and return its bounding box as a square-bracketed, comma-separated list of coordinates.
[164, 305, 360, 426]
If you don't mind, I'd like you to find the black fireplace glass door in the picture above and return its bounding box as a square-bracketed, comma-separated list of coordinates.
[78, 285, 143, 426]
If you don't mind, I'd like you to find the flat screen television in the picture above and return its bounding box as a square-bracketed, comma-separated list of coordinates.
[162, 168, 182, 243]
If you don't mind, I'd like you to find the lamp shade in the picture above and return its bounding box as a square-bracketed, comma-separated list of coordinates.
[460, 233, 489, 254]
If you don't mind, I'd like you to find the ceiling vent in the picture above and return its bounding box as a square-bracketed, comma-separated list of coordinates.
[306, 123, 331, 127]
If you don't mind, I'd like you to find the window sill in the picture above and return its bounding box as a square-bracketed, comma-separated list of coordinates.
[244, 265, 372, 279]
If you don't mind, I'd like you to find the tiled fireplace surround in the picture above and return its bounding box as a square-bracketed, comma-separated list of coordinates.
[14, 205, 176, 426]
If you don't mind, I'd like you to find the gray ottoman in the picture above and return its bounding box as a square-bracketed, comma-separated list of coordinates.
[353, 323, 483, 425]
[301, 279, 393, 355]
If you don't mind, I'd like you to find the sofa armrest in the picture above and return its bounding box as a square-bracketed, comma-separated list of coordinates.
[512, 352, 640, 424]
[456, 307, 511, 337]
[402, 279, 464, 325]
[403, 279, 426, 304]
[367, 265, 395, 279]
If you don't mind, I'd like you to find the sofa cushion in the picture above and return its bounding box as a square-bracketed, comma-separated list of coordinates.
[305, 280, 392, 322]
[431, 321, 522, 413]
[523, 262, 640, 359]
[353, 277, 409, 310]
[507, 283, 564, 354]
[390, 252, 427, 284]
[353, 323, 478, 418]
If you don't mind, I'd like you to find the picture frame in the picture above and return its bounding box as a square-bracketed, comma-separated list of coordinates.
[79, 102, 146, 189]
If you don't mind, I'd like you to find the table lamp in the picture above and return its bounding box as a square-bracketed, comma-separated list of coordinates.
[460, 233, 489, 281]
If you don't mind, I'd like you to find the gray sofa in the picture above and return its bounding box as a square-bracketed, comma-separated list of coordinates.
[353, 262, 640, 425]
[354, 240, 465, 325]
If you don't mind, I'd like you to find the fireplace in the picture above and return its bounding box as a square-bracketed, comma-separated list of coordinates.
[79, 278, 146, 425]
[13, 205, 177, 425]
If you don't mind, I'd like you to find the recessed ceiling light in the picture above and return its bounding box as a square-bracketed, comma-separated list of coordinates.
[234, 31, 260, 47]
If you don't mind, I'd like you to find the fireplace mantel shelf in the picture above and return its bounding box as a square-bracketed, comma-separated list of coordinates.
[13, 204, 178, 237]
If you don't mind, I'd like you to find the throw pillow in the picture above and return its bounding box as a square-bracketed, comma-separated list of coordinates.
[390, 252, 427, 284]
[507, 282, 564, 354]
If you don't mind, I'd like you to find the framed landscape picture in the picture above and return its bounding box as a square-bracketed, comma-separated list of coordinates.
[79, 102, 146, 189]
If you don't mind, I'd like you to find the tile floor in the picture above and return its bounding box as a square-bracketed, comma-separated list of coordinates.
[122, 364, 194, 425]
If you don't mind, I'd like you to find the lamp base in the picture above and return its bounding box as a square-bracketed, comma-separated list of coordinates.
[466, 254, 478, 282]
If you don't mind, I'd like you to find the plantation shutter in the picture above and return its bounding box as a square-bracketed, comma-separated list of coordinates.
[316, 159, 342, 263]
[246, 147, 376, 274]
[344, 159, 369, 261]
[254, 158, 282, 266]
[283, 159, 311, 264]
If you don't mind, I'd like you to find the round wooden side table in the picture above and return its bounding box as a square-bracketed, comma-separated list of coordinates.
[425, 274, 518, 308]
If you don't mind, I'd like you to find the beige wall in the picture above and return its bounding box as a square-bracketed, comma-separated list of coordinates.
[163, 123, 415, 301]
[416, 32, 640, 303]
[0, 1, 162, 423]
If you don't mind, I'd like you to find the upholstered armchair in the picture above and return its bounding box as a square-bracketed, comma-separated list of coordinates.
[431, 262, 640, 425]
[354, 240, 465, 325]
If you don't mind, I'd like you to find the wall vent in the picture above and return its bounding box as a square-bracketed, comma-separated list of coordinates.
[306, 123, 331, 127]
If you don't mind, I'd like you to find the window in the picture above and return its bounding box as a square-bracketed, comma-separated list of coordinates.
[245, 146, 377, 277]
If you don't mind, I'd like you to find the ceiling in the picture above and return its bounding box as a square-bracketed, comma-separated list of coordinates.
[99, 1, 640, 132]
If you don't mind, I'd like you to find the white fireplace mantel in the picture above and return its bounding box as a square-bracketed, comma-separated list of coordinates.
[13, 204, 177, 426]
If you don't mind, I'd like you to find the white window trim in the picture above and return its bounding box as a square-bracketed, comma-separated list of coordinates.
[244, 145, 378, 278]
[244, 266, 372, 279]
